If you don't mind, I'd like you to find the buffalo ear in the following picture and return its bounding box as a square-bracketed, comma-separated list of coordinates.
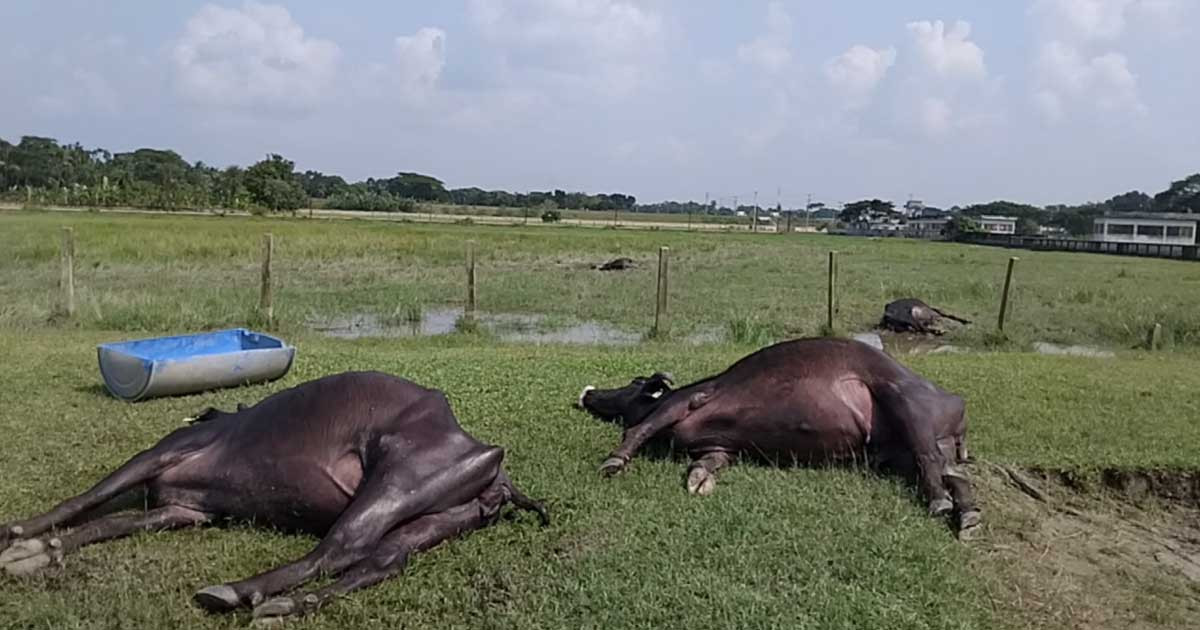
[189, 406, 222, 423]
[649, 371, 675, 387]
[643, 372, 674, 399]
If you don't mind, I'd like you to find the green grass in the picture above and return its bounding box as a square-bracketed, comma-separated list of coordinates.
[1, 330, 1199, 629]
[4, 209, 1200, 350]
[2, 209, 1199, 628]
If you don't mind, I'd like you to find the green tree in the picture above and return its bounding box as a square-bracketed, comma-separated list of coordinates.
[1015, 216, 1041, 236]
[1107, 190, 1151, 213]
[245, 154, 306, 211]
[1152, 174, 1200, 213]
[839, 199, 894, 223]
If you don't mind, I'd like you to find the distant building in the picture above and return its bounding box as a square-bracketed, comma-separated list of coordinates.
[906, 217, 949, 238]
[977, 215, 1017, 234]
[1093, 212, 1198, 245]
[1039, 225, 1067, 237]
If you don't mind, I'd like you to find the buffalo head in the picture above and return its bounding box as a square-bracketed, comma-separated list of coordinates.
[576, 372, 674, 427]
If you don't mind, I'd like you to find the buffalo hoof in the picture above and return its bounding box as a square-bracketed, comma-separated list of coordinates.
[928, 498, 953, 517]
[194, 585, 242, 612]
[685, 467, 717, 496]
[0, 525, 24, 554]
[957, 510, 983, 540]
[599, 456, 627, 477]
[0, 538, 61, 577]
[252, 596, 297, 619]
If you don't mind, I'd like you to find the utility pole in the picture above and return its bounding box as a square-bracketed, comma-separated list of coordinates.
[752, 190, 758, 233]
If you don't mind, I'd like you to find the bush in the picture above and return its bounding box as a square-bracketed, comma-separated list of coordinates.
[325, 190, 416, 212]
[541, 209, 562, 223]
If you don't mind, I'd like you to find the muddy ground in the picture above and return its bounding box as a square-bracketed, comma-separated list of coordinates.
[965, 463, 1200, 629]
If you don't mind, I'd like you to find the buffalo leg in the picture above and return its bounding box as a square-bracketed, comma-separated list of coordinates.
[0, 432, 208, 551]
[252, 492, 504, 621]
[194, 446, 505, 612]
[937, 438, 981, 533]
[879, 392, 953, 515]
[1, 505, 211, 577]
[599, 397, 696, 476]
[685, 451, 734, 496]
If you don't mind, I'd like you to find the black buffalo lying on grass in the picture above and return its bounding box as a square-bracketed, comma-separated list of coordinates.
[592, 257, 636, 271]
[880, 298, 971, 335]
[0, 371, 548, 622]
[576, 337, 980, 535]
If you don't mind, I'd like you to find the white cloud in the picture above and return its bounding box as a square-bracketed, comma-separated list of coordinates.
[1032, 41, 1144, 122]
[1029, 0, 1186, 42]
[824, 45, 897, 109]
[905, 20, 987, 81]
[392, 27, 446, 100]
[919, 97, 953, 136]
[171, 2, 340, 113]
[20, 35, 138, 119]
[1029, 0, 1132, 42]
[737, 1, 793, 74]
[467, 0, 663, 98]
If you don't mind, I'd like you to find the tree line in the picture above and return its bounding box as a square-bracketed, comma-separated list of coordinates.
[0, 135, 637, 214]
[1, 134, 1196, 234]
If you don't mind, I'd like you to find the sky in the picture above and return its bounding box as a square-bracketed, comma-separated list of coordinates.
[2, 0, 1197, 209]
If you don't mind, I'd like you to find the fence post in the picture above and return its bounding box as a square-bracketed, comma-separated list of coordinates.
[59, 227, 76, 318]
[259, 233, 274, 326]
[653, 246, 670, 337]
[997, 257, 1018, 332]
[466, 240, 478, 320]
[826, 251, 838, 332]
[1149, 323, 1163, 350]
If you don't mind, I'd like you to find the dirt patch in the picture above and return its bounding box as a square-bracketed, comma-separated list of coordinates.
[965, 462, 1200, 629]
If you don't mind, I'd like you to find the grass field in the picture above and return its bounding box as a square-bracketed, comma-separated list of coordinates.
[3, 210, 1199, 351]
[1, 209, 1199, 629]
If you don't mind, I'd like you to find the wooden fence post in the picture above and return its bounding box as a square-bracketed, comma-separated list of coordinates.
[826, 251, 838, 332]
[59, 227, 75, 318]
[653, 246, 670, 337]
[997, 257, 1018, 332]
[259, 233, 274, 326]
[466, 240, 478, 320]
[1149, 323, 1163, 350]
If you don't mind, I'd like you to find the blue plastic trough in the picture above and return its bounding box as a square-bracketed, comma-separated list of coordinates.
[97, 328, 296, 401]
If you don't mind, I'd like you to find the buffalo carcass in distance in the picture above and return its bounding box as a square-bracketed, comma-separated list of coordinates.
[880, 298, 971, 335]
[0, 371, 548, 622]
[576, 337, 980, 535]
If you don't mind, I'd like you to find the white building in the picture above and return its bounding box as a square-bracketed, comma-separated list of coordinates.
[906, 217, 949, 238]
[1093, 212, 1198, 245]
[977, 215, 1017, 234]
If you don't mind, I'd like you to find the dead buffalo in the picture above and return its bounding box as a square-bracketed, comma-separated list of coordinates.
[880, 298, 971, 335]
[0, 371, 548, 622]
[593, 257, 635, 271]
[575, 337, 979, 535]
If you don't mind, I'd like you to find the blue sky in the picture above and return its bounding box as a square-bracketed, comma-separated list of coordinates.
[2, 1, 1197, 208]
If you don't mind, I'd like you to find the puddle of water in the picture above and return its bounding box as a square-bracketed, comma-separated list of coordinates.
[309, 309, 737, 346]
[309, 308, 650, 346]
[309, 309, 460, 338]
[1032, 341, 1115, 358]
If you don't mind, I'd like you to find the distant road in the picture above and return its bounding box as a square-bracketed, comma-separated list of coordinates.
[0, 203, 772, 233]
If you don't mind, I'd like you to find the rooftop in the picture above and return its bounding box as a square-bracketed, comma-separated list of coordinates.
[1096, 212, 1200, 222]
